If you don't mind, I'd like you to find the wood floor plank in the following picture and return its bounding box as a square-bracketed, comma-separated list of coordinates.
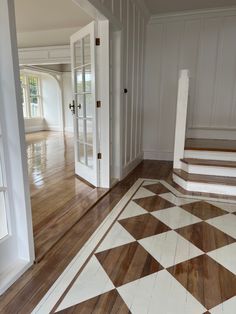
[185, 138, 236, 152]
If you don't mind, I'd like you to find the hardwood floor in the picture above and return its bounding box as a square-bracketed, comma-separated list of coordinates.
[26, 131, 108, 261]
[0, 160, 173, 313]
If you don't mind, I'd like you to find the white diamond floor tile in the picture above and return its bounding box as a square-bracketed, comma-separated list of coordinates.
[159, 192, 196, 206]
[151, 206, 201, 229]
[132, 187, 155, 200]
[56, 256, 114, 312]
[96, 222, 135, 253]
[118, 201, 147, 220]
[142, 180, 159, 186]
[208, 243, 236, 275]
[209, 296, 236, 314]
[138, 230, 203, 268]
[207, 214, 236, 239]
[207, 201, 236, 213]
[117, 270, 206, 314]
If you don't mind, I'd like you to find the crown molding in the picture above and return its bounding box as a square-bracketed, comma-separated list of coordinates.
[150, 6, 236, 24]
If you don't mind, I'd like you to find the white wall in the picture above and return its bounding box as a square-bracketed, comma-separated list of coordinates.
[143, 8, 236, 161]
[41, 73, 62, 131]
[62, 72, 73, 133]
[87, 0, 149, 177]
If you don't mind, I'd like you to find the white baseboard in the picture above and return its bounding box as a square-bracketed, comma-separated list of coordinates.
[121, 153, 143, 179]
[45, 125, 63, 132]
[24, 126, 45, 133]
[143, 150, 173, 161]
[187, 128, 236, 140]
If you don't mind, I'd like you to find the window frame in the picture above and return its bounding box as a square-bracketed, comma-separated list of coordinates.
[20, 72, 43, 119]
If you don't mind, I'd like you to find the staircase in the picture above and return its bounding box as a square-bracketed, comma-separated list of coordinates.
[173, 139, 236, 196]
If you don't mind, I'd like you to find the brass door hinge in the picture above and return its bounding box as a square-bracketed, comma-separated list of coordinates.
[96, 38, 100, 46]
[96, 101, 101, 108]
[97, 153, 102, 159]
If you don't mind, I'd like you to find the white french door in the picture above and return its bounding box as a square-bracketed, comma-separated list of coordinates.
[70, 22, 99, 186]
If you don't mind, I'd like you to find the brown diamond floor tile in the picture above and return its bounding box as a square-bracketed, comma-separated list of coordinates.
[168, 255, 236, 310]
[119, 214, 171, 240]
[95, 242, 163, 287]
[176, 221, 235, 252]
[144, 183, 170, 195]
[56, 290, 130, 313]
[134, 195, 175, 212]
[181, 201, 228, 220]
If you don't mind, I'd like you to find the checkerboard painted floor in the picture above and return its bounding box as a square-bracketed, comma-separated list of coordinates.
[34, 180, 236, 314]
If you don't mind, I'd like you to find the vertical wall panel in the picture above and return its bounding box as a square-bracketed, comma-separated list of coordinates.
[193, 18, 220, 127]
[143, 10, 236, 161]
[96, 0, 148, 172]
[212, 16, 236, 127]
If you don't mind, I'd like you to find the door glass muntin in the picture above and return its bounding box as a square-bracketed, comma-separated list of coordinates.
[73, 34, 94, 169]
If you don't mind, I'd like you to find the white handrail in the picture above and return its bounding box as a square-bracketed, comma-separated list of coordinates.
[173, 69, 190, 169]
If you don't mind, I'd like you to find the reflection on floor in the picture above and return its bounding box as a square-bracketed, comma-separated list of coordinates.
[26, 131, 107, 261]
[34, 179, 236, 313]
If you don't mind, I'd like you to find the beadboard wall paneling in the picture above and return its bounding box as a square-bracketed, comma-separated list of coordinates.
[143, 8, 236, 161]
[95, 0, 148, 176]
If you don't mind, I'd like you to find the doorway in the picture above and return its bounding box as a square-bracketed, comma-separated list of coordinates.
[0, 0, 122, 294]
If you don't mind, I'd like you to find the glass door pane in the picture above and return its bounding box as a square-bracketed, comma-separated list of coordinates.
[74, 33, 94, 170]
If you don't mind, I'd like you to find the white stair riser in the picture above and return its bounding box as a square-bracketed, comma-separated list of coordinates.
[173, 174, 236, 196]
[184, 150, 236, 161]
[181, 162, 236, 177]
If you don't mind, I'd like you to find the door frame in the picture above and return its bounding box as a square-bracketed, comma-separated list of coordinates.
[0, 0, 122, 293]
[0, 0, 34, 294]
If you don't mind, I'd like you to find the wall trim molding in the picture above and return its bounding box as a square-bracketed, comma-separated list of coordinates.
[150, 6, 236, 24]
[18, 45, 70, 65]
[143, 150, 173, 161]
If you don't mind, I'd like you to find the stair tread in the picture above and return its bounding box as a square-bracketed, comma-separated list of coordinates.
[181, 158, 236, 168]
[173, 169, 236, 186]
[185, 138, 236, 152]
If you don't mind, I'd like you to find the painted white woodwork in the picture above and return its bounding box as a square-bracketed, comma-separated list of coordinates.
[173, 173, 236, 196]
[143, 7, 236, 160]
[184, 150, 236, 162]
[0, 0, 34, 294]
[173, 70, 189, 169]
[18, 45, 71, 65]
[20, 68, 64, 133]
[79, 0, 148, 179]
[62, 72, 74, 133]
[70, 22, 99, 186]
[19, 0, 148, 180]
[181, 161, 236, 178]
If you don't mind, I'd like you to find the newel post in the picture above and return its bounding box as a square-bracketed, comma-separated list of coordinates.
[173, 69, 190, 169]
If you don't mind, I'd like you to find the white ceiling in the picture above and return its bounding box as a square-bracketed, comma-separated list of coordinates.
[15, 0, 92, 32]
[146, 0, 236, 14]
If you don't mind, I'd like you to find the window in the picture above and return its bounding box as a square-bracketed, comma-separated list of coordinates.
[20, 73, 42, 118]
